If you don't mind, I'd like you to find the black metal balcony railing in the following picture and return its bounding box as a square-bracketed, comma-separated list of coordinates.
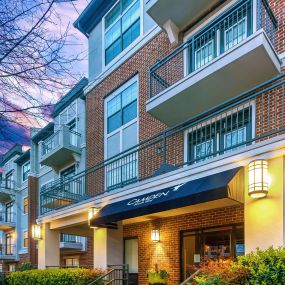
[0, 212, 15, 224]
[0, 244, 16, 256]
[0, 180, 16, 190]
[60, 234, 82, 244]
[149, 0, 277, 98]
[42, 128, 81, 156]
[41, 74, 285, 214]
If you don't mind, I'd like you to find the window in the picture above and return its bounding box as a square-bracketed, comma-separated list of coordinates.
[60, 165, 78, 195]
[195, 40, 214, 70]
[225, 17, 247, 51]
[61, 234, 79, 243]
[5, 172, 13, 189]
[6, 202, 13, 223]
[5, 233, 14, 255]
[187, 107, 252, 163]
[23, 197, 28, 214]
[104, 0, 140, 65]
[23, 231, 28, 248]
[105, 78, 138, 190]
[181, 225, 244, 280]
[65, 258, 79, 268]
[22, 162, 30, 182]
[8, 264, 16, 272]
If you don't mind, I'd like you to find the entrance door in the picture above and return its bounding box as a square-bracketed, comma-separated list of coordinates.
[124, 238, 138, 285]
[181, 225, 244, 281]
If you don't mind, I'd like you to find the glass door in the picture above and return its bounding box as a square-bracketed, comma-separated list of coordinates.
[124, 238, 138, 285]
[181, 225, 244, 281]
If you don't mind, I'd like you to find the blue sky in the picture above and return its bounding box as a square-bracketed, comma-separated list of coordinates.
[1, 0, 89, 155]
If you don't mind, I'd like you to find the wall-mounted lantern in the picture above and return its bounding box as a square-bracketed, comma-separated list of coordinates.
[248, 159, 269, 198]
[31, 224, 42, 240]
[151, 229, 160, 243]
[88, 207, 99, 226]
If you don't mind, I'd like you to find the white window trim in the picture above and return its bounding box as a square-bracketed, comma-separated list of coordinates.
[183, 101, 256, 164]
[59, 163, 77, 177]
[23, 196, 28, 215]
[104, 76, 139, 190]
[58, 100, 78, 131]
[102, 0, 144, 69]
[22, 161, 30, 182]
[23, 230, 28, 249]
[224, 16, 247, 52]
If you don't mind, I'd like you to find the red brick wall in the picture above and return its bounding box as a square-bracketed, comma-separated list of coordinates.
[86, 32, 173, 196]
[28, 176, 38, 266]
[123, 205, 244, 285]
[269, 0, 285, 54]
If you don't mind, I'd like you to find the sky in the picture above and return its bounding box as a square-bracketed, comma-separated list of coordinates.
[0, 0, 89, 155]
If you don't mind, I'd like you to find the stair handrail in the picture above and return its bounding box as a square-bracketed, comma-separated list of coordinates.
[180, 269, 201, 285]
[88, 264, 129, 285]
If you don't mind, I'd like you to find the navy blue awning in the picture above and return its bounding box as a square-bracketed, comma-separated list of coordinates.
[90, 168, 243, 228]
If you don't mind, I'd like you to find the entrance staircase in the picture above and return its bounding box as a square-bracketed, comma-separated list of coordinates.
[180, 269, 200, 285]
[90, 265, 129, 285]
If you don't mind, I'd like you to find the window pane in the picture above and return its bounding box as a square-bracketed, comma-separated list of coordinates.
[195, 40, 214, 69]
[107, 132, 120, 158]
[105, 2, 121, 29]
[122, 0, 134, 11]
[122, 122, 137, 151]
[106, 38, 122, 64]
[224, 127, 246, 152]
[105, 21, 121, 48]
[122, 82, 137, 107]
[123, 100, 137, 125]
[122, 0, 140, 33]
[68, 103, 76, 121]
[60, 110, 67, 124]
[194, 139, 214, 160]
[225, 18, 246, 50]
[122, 19, 140, 49]
[108, 111, 122, 133]
[107, 94, 121, 117]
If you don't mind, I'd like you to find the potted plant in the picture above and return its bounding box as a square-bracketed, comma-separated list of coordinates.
[147, 264, 169, 285]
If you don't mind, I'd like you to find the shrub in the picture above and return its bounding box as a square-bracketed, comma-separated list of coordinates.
[193, 259, 249, 285]
[238, 247, 285, 284]
[17, 262, 34, 271]
[6, 268, 104, 285]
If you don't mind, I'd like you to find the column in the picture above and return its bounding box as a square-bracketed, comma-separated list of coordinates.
[38, 223, 60, 269]
[93, 223, 123, 268]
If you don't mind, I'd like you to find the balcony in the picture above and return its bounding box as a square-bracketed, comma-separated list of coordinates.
[147, 0, 280, 126]
[146, 0, 221, 31]
[60, 234, 85, 252]
[0, 180, 17, 203]
[40, 74, 285, 215]
[0, 212, 16, 230]
[0, 244, 16, 260]
[40, 125, 81, 170]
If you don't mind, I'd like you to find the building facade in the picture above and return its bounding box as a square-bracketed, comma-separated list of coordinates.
[0, 145, 30, 272]
[2, 0, 285, 284]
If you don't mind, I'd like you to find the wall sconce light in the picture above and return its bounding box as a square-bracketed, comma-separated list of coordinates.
[88, 207, 99, 226]
[151, 229, 160, 243]
[248, 159, 269, 198]
[31, 224, 42, 240]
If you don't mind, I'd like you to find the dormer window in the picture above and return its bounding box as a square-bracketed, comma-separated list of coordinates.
[104, 0, 140, 65]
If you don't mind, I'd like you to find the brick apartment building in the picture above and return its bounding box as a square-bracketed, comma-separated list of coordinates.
[1, 0, 285, 284]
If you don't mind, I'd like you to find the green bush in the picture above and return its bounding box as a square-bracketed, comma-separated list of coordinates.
[238, 247, 285, 285]
[191, 247, 285, 285]
[193, 260, 249, 285]
[17, 262, 34, 271]
[6, 268, 104, 285]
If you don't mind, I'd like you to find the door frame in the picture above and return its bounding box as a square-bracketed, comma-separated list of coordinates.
[179, 223, 244, 283]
